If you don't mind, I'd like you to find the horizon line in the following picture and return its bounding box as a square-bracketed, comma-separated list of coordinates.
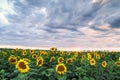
[0, 45, 120, 51]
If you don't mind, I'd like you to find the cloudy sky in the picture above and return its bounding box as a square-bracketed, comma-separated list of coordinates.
[0, 0, 120, 50]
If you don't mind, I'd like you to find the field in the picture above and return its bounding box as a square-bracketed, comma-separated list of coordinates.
[0, 48, 120, 80]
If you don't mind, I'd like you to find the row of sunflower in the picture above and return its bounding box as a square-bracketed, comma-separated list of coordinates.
[0, 48, 120, 80]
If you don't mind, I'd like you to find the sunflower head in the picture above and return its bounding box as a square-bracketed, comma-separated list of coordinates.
[82, 55, 86, 60]
[16, 48, 19, 51]
[58, 57, 64, 63]
[16, 59, 30, 73]
[50, 56, 55, 62]
[71, 57, 76, 62]
[22, 51, 27, 56]
[66, 58, 72, 64]
[36, 57, 44, 67]
[11, 49, 15, 54]
[74, 52, 78, 57]
[101, 53, 105, 58]
[23, 58, 30, 63]
[8, 56, 17, 64]
[30, 49, 34, 54]
[102, 61, 107, 68]
[95, 54, 100, 59]
[2, 51, 7, 57]
[90, 58, 96, 66]
[32, 54, 38, 59]
[115, 61, 120, 67]
[56, 63, 67, 75]
[50, 47, 57, 52]
[87, 54, 92, 60]
[60, 51, 64, 56]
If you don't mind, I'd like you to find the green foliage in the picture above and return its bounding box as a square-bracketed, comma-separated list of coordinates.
[0, 48, 120, 80]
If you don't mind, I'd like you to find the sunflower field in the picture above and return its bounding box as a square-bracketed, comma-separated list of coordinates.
[0, 48, 120, 80]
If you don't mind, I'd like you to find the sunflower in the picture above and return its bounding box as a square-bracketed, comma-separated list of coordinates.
[11, 49, 15, 54]
[60, 51, 64, 56]
[50, 56, 55, 62]
[74, 52, 78, 57]
[23, 58, 30, 63]
[22, 50, 27, 56]
[16, 59, 30, 73]
[66, 58, 72, 64]
[30, 49, 34, 54]
[32, 54, 38, 59]
[58, 57, 64, 63]
[87, 54, 92, 60]
[56, 63, 67, 75]
[15, 48, 19, 51]
[82, 55, 86, 59]
[36, 57, 44, 67]
[2, 51, 7, 57]
[101, 53, 105, 58]
[115, 61, 120, 67]
[90, 58, 96, 66]
[102, 61, 107, 68]
[50, 47, 57, 52]
[71, 57, 76, 62]
[68, 52, 71, 55]
[95, 54, 100, 59]
[8, 56, 17, 64]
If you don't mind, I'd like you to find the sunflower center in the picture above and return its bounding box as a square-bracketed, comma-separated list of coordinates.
[10, 58, 16, 62]
[68, 60, 71, 63]
[59, 58, 63, 62]
[38, 60, 42, 65]
[18, 62, 27, 69]
[103, 62, 106, 65]
[58, 65, 65, 71]
[92, 61, 94, 63]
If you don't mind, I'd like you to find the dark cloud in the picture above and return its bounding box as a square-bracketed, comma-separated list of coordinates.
[109, 18, 120, 28]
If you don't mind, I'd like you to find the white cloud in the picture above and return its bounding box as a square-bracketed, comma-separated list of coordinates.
[0, 13, 9, 24]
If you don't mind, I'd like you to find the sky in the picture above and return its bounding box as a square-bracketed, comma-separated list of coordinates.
[0, 0, 120, 51]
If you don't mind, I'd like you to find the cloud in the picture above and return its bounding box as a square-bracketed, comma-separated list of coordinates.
[109, 18, 120, 28]
[0, 0, 120, 50]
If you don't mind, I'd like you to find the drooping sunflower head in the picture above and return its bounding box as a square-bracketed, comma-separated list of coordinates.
[56, 63, 67, 75]
[74, 52, 78, 57]
[90, 58, 96, 66]
[66, 58, 72, 64]
[8, 56, 17, 64]
[102, 61, 107, 68]
[23, 58, 30, 63]
[16, 59, 30, 73]
[71, 57, 76, 62]
[58, 57, 64, 63]
[15, 48, 19, 51]
[87, 54, 92, 60]
[82, 55, 86, 60]
[11, 49, 15, 54]
[36, 57, 44, 67]
[60, 51, 64, 56]
[50, 56, 55, 62]
[115, 61, 120, 67]
[2, 51, 7, 57]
